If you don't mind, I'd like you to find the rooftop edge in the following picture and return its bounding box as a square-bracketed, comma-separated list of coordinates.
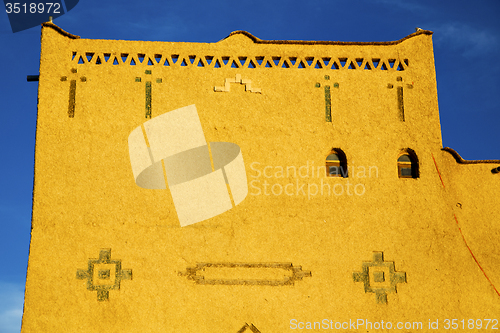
[40, 21, 430, 45]
[442, 147, 500, 164]
[220, 29, 433, 45]
[41, 22, 80, 39]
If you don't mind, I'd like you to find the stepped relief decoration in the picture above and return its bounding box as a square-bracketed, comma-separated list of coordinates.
[353, 252, 406, 304]
[214, 74, 261, 93]
[76, 249, 132, 302]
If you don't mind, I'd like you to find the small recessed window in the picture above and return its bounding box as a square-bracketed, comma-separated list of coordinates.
[398, 152, 418, 178]
[326, 149, 347, 178]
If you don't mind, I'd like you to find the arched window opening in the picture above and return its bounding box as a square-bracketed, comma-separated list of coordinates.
[326, 149, 347, 178]
[398, 150, 418, 178]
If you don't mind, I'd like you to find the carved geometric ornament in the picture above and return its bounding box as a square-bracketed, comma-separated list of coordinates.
[214, 74, 261, 93]
[76, 249, 132, 301]
[353, 251, 406, 304]
[237, 323, 261, 333]
[179, 262, 311, 286]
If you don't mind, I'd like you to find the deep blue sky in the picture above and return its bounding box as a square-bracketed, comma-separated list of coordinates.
[0, 0, 499, 331]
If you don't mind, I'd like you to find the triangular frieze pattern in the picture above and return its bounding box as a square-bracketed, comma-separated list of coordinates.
[71, 52, 409, 71]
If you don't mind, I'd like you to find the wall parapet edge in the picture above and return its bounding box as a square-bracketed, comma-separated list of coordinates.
[39, 22, 430, 46]
[442, 147, 500, 164]
[41, 22, 80, 39]
[220, 29, 433, 45]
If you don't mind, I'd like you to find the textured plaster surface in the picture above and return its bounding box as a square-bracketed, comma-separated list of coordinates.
[21, 23, 500, 332]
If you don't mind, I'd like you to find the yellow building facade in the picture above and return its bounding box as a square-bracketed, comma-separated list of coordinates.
[22, 22, 500, 332]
